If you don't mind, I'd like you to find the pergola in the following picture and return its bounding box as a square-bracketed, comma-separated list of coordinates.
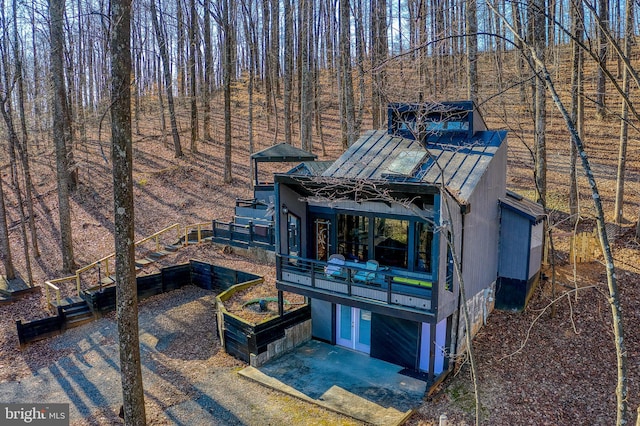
[250, 143, 317, 187]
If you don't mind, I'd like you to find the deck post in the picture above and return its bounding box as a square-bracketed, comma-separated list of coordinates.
[278, 290, 284, 316]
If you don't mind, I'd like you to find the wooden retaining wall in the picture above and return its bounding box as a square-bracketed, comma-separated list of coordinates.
[18, 260, 262, 345]
[216, 284, 311, 364]
[85, 260, 261, 313]
[16, 310, 64, 346]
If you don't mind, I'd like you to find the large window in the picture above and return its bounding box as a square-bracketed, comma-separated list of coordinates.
[337, 214, 369, 261]
[334, 212, 436, 275]
[374, 218, 408, 268]
[415, 222, 434, 274]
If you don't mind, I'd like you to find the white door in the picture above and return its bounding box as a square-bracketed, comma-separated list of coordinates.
[336, 305, 371, 354]
[419, 317, 447, 374]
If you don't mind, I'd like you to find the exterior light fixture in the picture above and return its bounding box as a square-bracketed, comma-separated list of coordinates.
[281, 204, 288, 215]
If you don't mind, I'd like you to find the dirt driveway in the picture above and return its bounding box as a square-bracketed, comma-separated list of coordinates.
[0, 286, 360, 425]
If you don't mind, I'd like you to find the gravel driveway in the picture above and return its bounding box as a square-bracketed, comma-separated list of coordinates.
[0, 286, 360, 425]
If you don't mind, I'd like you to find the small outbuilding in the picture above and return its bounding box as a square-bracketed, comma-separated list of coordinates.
[496, 191, 546, 311]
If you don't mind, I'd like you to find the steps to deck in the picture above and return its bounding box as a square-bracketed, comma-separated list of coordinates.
[59, 298, 94, 329]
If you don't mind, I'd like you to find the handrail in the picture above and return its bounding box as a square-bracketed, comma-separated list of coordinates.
[184, 222, 210, 246]
[276, 254, 434, 312]
[42, 222, 213, 310]
[44, 279, 64, 311]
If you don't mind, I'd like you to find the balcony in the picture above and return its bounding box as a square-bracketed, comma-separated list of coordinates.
[276, 255, 436, 319]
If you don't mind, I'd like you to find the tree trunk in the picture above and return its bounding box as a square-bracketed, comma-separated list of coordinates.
[11, 0, 39, 258]
[283, 0, 293, 145]
[223, 0, 234, 183]
[0, 174, 15, 280]
[270, 0, 280, 95]
[511, 2, 527, 104]
[370, 0, 387, 129]
[150, 0, 182, 157]
[466, 0, 478, 104]
[299, 0, 313, 151]
[569, 0, 584, 223]
[596, 0, 608, 118]
[614, 0, 633, 227]
[494, 10, 629, 423]
[202, 0, 212, 141]
[240, 0, 257, 186]
[177, 1, 186, 99]
[262, 0, 272, 117]
[0, 94, 34, 286]
[354, 0, 365, 133]
[339, 0, 356, 147]
[189, 0, 199, 152]
[532, 0, 546, 203]
[111, 0, 147, 422]
[156, 55, 168, 146]
[50, 0, 76, 272]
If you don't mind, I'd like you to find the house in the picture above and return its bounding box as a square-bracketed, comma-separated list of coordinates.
[271, 101, 544, 386]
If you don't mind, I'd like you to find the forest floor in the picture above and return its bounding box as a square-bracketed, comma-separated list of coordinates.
[1, 89, 640, 425]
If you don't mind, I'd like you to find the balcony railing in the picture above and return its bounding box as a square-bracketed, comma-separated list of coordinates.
[276, 254, 435, 313]
[211, 220, 275, 251]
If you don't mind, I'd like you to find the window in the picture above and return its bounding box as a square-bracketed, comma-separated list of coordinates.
[287, 213, 301, 261]
[337, 214, 369, 261]
[374, 218, 408, 268]
[332, 211, 437, 276]
[415, 222, 434, 274]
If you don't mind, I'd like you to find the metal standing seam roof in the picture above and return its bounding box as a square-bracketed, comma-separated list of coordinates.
[499, 190, 546, 223]
[286, 161, 334, 176]
[250, 142, 318, 163]
[321, 129, 507, 203]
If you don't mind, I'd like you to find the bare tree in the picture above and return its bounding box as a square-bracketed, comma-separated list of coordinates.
[613, 0, 634, 227]
[339, 0, 356, 147]
[531, 0, 547, 203]
[568, 0, 584, 223]
[283, 0, 293, 145]
[299, 0, 313, 151]
[490, 4, 629, 423]
[0, 174, 14, 280]
[222, 0, 234, 183]
[11, 0, 39, 258]
[111, 0, 146, 422]
[240, 0, 257, 186]
[466, 0, 478, 104]
[50, 0, 76, 272]
[370, 0, 387, 128]
[150, 0, 183, 157]
[595, 0, 608, 118]
[202, 0, 213, 141]
[189, 0, 199, 152]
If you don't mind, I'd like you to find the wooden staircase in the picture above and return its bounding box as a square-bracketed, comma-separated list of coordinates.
[56, 297, 95, 329]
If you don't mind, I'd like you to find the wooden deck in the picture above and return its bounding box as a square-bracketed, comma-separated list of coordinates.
[276, 255, 434, 316]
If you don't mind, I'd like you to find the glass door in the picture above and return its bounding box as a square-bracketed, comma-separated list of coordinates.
[336, 305, 371, 354]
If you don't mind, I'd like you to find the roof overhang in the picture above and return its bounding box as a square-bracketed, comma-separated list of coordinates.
[250, 143, 317, 163]
[499, 190, 545, 223]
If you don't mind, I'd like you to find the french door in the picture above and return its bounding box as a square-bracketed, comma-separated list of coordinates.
[336, 305, 371, 354]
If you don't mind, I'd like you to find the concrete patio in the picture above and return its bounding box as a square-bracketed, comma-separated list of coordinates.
[239, 339, 427, 426]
